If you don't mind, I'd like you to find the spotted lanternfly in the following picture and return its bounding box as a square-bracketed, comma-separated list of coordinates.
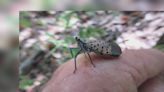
[70, 37, 122, 73]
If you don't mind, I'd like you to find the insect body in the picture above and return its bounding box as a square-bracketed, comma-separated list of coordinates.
[70, 37, 122, 73]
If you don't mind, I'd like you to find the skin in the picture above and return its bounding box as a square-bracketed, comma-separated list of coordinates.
[42, 49, 164, 92]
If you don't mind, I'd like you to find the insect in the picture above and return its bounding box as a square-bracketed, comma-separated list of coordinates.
[70, 37, 122, 73]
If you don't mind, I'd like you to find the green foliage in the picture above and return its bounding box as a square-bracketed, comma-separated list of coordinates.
[58, 11, 77, 29]
[46, 32, 76, 48]
[64, 35, 76, 44]
[154, 44, 164, 52]
[20, 12, 32, 28]
[58, 11, 79, 29]
[46, 32, 75, 58]
[79, 26, 106, 38]
[19, 76, 34, 89]
[48, 38, 69, 48]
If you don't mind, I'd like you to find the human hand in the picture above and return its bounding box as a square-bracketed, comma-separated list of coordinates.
[42, 49, 164, 92]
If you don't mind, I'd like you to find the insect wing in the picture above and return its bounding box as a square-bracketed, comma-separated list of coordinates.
[110, 42, 122, 56]
[85, 40, 111, 55]
[85, 40, 122, 56]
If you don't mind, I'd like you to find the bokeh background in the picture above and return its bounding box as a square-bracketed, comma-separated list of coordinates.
[0, 0, 164, 92]
[19, 11, 164, 92]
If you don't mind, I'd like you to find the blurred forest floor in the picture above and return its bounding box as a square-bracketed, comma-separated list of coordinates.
[19, 11, 164, 92]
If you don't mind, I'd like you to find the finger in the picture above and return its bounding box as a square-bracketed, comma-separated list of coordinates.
[138, 72, 164, 92]
[86, 49, 164, 87]
[118, 49, 164, 86]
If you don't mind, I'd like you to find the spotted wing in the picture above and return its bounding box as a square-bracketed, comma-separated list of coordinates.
[85, 40, 122, 56]
[85, 40, 111, 55]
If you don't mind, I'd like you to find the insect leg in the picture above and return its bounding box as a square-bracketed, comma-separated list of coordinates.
[73, 49, 82, 73]
[78, 44, 96, 67]
[83, 52, 88, 59]
[69, 48, 74, 58]
[86, 52, 95, 67]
